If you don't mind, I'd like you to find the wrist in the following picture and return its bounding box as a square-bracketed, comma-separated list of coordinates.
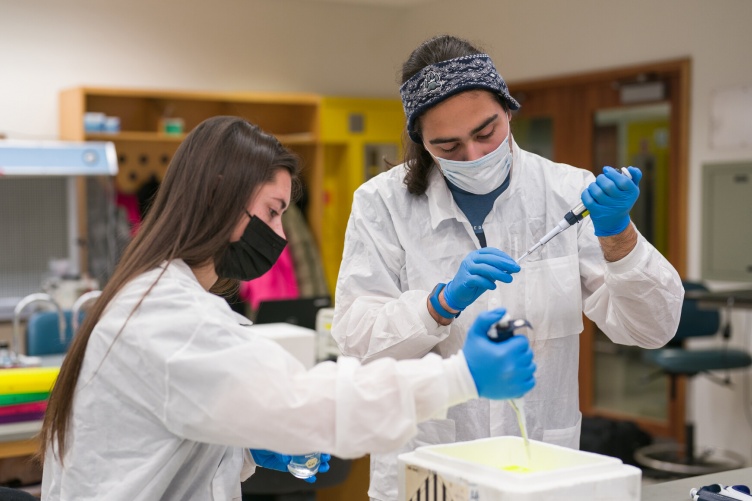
[442, 281, 463, 312]
[438, 289, 460, 315]
[428, 283, 459, 325]
[598, 222, 638, 262]
[427, 297, 453, 326]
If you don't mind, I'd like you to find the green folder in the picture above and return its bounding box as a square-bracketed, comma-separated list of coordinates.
[0, 392, 49, 406]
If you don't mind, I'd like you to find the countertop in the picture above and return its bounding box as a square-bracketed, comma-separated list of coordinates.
[642, 467, 752, 500]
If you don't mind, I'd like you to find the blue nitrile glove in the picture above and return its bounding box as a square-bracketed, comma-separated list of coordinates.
[250, 450, 331, 484]
[250, 449, 291, 472]
[462, 308, 536, 400]
[444, 248, 520, 312]
[581, 166, 642, 237]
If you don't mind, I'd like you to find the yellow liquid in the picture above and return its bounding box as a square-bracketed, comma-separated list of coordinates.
[509, 399, 531, 467]
[500, 465, 532, 473]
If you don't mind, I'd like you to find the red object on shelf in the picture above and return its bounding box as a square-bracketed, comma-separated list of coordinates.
[0, 401, 47, 417]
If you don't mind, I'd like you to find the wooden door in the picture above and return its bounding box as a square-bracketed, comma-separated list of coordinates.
[509, 59, 690, 442]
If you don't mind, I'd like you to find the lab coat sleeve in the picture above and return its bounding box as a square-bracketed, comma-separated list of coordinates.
[579, 221, 684, 348]
[333, 186, 450, 363]
[241, 448, 256, 481]
[161, 321, 477, 459]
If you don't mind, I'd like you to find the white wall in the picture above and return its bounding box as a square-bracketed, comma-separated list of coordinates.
[3, 0, 752, 464]
[0, 0, 405, 137]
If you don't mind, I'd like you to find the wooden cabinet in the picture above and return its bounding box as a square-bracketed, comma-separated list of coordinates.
[59, 87, 323, 274]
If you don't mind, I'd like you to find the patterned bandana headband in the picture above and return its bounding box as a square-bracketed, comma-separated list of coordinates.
[399, 53, 521, 143]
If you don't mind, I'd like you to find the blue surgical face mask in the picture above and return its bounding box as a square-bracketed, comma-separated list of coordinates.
[430, 129, 512, 195]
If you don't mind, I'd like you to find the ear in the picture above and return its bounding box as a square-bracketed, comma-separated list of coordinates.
[422, 144, 439, 164]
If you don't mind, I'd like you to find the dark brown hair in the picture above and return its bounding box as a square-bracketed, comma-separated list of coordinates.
[400, 35, 509, 195]
[38, 116, 300, 464]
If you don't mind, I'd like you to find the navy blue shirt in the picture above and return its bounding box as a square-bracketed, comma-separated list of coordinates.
[445, 175, 511, 248]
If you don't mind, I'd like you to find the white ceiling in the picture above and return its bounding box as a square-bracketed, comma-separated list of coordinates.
[298, 0, 436, 6]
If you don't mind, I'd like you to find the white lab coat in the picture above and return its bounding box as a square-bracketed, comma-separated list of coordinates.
[42, 260, 478, 501]
[333, 141, 684, 500]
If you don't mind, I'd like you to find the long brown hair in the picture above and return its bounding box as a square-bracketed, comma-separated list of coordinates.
[399, 35, 508, 195]
[38, 116, 300, 464]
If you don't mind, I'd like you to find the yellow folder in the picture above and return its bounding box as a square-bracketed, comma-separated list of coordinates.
[0, 367, 60, 395]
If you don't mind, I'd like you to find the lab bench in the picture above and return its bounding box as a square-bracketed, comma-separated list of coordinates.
[641, 467, 752, 500]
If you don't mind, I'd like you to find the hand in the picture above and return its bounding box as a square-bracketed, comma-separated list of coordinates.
[462, 308, 536, 400]
[444, 248, 520, 312]
[581, 166, 642, 237]
[305, 453, 331, 484]
[250, 450, 331, 484]
[250, 449, 290, 472]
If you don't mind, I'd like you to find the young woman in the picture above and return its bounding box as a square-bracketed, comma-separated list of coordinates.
[39, 115, 536, 500]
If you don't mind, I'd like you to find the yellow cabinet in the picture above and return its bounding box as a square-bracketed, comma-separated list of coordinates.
[319, 97, 405, 298]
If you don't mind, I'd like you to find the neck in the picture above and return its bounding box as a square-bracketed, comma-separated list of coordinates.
[191, 262, 218, 291]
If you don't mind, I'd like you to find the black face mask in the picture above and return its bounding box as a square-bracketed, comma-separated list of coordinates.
[216, 213, 287, 281]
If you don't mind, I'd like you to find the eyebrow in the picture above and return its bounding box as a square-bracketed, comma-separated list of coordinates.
[428, 114, 499, 145]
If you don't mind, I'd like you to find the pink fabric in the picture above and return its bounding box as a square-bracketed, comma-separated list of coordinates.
[239, 246, 299, 310]
[115, 192, 142, 236]
[0, 401, 47, 417]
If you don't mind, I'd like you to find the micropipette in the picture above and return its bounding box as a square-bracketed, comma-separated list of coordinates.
[516, 167, 633, 263]
[690, 484, 752, 501]
[489, 315, 533, 467]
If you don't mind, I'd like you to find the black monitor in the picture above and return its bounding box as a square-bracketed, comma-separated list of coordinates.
[254, 296, 332, 330]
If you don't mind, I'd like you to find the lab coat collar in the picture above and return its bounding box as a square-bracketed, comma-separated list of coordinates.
[484, 138, 522, 225]
[425, 163, 458, 230]
[425, 138, 521, 230]
[160, 259, 205, 291]
[159, 259, 244, 323]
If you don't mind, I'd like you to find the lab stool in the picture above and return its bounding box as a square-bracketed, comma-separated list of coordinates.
[634, 281, 751, 477]
[25, 310, 73, 356]
[0, 486, 39, 500]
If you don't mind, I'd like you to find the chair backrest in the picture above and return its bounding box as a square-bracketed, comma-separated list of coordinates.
[26, 310, 73, 356]
[674, 281, 720, 341]
[0, 486, 41, 501]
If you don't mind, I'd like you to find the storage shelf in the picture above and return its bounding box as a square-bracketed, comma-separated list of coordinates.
[59, 86, 325, 275]
[277, 132, 318, 145]
[86, 131, 186, 142]
[86, 131, 317, 145]
[73, 86, 321, 106]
